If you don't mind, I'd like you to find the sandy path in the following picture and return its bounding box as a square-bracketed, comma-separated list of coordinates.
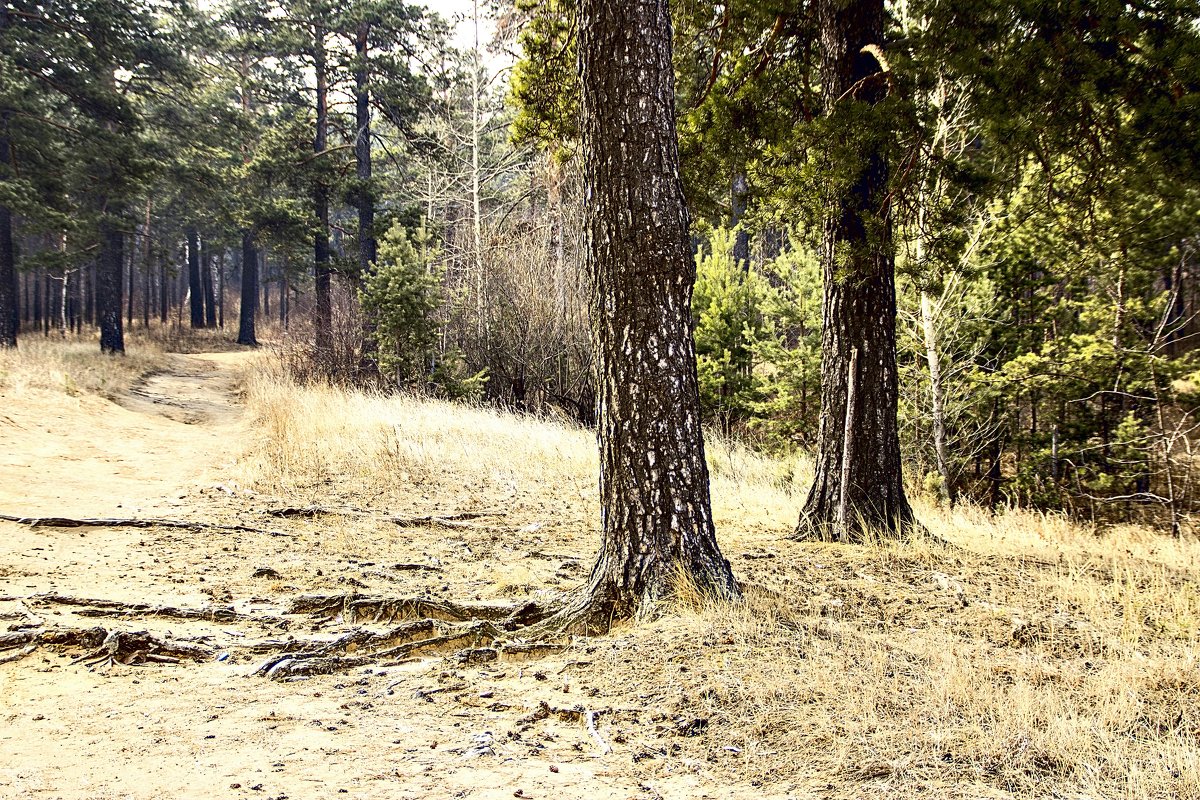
[0, 353, 760, 800]
[0, 352, 249, 518]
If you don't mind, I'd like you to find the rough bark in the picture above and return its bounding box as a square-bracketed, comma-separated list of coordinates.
[313, 21, 332, 355]
[551, 0, 739, 627]
[796, 0, 915, 541]
[97, 206, 125, 354]
[237, 231, 258, 346]
[187, 226, 204, 328]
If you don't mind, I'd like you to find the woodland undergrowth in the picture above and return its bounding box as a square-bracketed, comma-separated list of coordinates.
[230, 359, 1200, 799]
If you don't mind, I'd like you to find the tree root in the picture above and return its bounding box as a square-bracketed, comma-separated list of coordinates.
[285, 594, 548, 629]
[0, 625, 212, 669]
[252, 619, 504, 679]
[264, 506, 507, 529]
[0, 513, 290, 537]
[26, 594, 253, 623]
[71, 630, 212, 669]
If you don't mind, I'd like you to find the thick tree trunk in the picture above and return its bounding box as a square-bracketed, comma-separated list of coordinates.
[797, 0, 914, 541]
[313, 21, 332, 355]
[554, 0, 739, 626]
[237, 231, 258, 346]
[187, 226, 204, 328]
[0, 111, 17, 348]
[97, 207, 125, 354]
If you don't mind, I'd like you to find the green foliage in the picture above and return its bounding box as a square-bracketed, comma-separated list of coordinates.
[693, 228, 762, 424]
[690, 227, 823, 448]
[746, 240, 823, 451]
[508, 0, 578, 152]
[359, 222, 441, 384]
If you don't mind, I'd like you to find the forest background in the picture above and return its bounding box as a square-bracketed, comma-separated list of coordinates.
[3, 0, 1200, 534]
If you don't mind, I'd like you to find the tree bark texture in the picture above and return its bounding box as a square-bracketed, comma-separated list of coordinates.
[567, 0, 739, 622]
[797, 0, 914, 541]
[237, 230, 258, 346]
[187, 226, 204, 328]
[97, 206, 125, 353]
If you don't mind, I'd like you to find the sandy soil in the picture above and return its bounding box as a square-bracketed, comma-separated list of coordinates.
[0, 353, 763, 800]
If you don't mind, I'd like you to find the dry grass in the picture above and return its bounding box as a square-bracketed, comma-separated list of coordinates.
[0, 335, 165, 399]
[235, 363, 1199, 799]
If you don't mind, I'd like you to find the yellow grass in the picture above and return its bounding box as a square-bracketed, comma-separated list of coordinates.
[0, 335, 164, 398]
[237, 362, 1200, 799]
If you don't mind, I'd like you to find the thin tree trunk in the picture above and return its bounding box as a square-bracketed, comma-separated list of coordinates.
[796, 0, 914, 541]
[126, 242, 135, 329]
[187, 226, 204, 328]
[731, 171, 750, 271]
[217, 251, 225, 328]
[158, 259, 168, 324]
[202, 247, 217, 328]
[313, 20, 332, 355]
[237, 231, 258, 346]
[85, 263, 94, 326]
[33, 266, 41, 331]
[920, 290, 953, 503]
[548, 0, 740, 627]
[355, 20, 378, 374]
[97, 206, 125, 353]
[0, 104, 16, 347]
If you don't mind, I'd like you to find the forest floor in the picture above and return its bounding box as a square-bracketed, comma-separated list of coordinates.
[0, 336, 1198, 800]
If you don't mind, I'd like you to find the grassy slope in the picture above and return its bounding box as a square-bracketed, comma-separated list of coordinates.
[237, 362, 1199, 800]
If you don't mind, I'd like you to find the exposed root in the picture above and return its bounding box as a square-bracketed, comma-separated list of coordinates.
[0, 644, 37, 664]
[389, 510, 507, 527]
[286, 594, 543, 627]
[71, 629, 212, 669]
[27, 594, 253, 623]
[256, 655, 373, 680]
[253, 619, 504, 679]
[264, 506, 507, 528]
[0, 626, 211, 669]
[0, 513, 289, 537]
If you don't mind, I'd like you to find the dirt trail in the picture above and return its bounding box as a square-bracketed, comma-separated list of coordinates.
[0, 352, 250, 518]
[0, 352, 757, 800]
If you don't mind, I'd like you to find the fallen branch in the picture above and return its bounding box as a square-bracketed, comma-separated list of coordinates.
[587, 710, 612, 755]
[0, 514, 290, 537]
